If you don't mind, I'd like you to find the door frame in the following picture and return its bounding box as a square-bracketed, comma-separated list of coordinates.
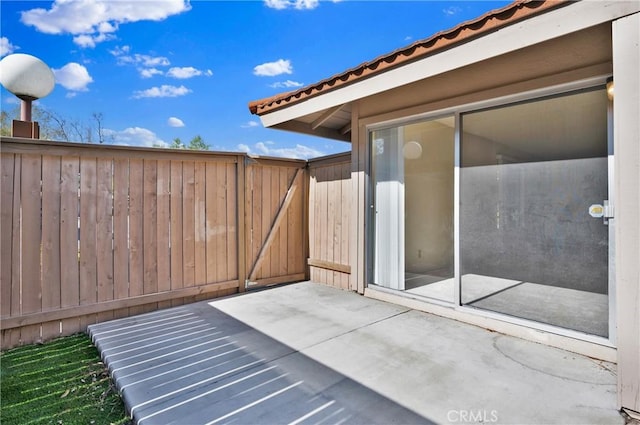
[365, 75, 616, 347]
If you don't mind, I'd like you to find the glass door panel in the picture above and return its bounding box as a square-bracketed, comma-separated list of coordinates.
[460, 88, 610, 337]
[371, 117, 455, 301]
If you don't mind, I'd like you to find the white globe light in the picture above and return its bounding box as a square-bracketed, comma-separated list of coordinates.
[0, 53, 55, 100]
[403, 141, 423, 159]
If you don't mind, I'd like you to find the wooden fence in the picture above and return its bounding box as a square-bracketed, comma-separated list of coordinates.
[0, 138, 308, 349]
[308, 153, 352, 290]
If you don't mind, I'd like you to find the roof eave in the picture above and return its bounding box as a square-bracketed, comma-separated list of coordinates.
[247, 0, 570, 117]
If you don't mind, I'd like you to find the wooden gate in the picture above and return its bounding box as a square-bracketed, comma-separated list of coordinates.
[244, 158, 308, 288]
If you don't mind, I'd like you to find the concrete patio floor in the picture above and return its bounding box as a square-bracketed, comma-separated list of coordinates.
[88, 281, 623, 425]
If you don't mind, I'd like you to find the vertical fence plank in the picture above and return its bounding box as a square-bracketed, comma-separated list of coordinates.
[270, 167, 280, 277]
[205, 162, 217, 284]
[170, 161, 184, 305]
[79, 157, 98, 329]
[237, 158, 246, 290]
[278, 168, 289, 276]
[194, 162, 206, 286]
[129, 158, 144, 315]
[182, 162, 196, 291]
[157, 160, 171, 308]
[308, 170, 317, 281]
[296, 169, 306, 276]
[112, 158, 129, 318]
[251, 167, 262, 279]
[341, 162, 351, 289]
[21, 154, 42, 343]
[318, 166, 328, 284]
[226, 162, 238, 281]
[7, 154, 22, 346]
[60, 157, 80, 335]
[1, 154, 15, 319]
[96, 158, 114, 323]
[143, 160, 158, 296]
[260, 167, 271, 279]
[327, 164, 342, 287]
[0, 153, 14, 347]
[215, 163, 227, 282]
[41, 156, 62, 340]
[287, 170, 299, 276]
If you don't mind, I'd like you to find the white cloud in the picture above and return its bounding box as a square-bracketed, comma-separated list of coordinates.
[166, 66, 213, 79]
[114, 53, 170, 67]
[133, 85, 191, 99]
[52, 62, 93, 91]
[253, 59, 292, 77]
[140, 68, 163, 78]
[241, 121, 260, 128]
[237, 143, 251, 153]
[238, 141, 323, 159]
[109, 45, 130, 56]
[0, 37, 18, 57]
[21, 0, 191, 48]
[264, 0, 319, 10]
[4, 97, 19, 105]
[269, 80, 303, 89]
[103, 127, 167, 148]
[167, 117, 185, 127]
[72, 32, 114, 48]
[443, 6, 462, 16]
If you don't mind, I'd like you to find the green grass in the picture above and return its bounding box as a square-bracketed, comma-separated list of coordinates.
[1, 334, 130, 425]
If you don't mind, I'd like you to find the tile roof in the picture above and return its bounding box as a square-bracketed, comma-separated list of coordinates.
[248, 0, 569, 116]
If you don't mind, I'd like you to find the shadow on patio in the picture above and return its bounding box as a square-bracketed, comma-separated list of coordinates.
[89, 282, 622, 425]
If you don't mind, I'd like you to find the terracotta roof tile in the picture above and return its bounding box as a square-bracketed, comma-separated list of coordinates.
[249, 0, 569, 116]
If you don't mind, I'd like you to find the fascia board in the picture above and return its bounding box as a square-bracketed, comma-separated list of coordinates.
[260, 0, 639, 128]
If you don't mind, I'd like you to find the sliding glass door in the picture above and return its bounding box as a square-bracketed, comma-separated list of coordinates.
[369, 85, 611, 338]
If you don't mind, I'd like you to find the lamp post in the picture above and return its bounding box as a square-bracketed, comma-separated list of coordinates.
[0, 53, 55, 139]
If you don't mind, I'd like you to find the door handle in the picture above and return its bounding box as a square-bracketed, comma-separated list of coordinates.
[589, 201, 613, 225]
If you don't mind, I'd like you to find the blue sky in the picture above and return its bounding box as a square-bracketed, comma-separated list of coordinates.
[1, 0, 510, 159]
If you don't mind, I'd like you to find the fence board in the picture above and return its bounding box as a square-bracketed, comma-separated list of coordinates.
[41, 156, 62, 339]
[194, 162, 206, 285]
[60, 157, 80, 335]
[341, 162, 351, 289]
[21, 155, 42, 343]
[79, 157, 99, 331]
[270, 168, 280, 276]
[129, 159, 144, 299]
[79, 158, 97, 307]
[96, 158, 114, 322]
[215, 163, 227, 282]
[170, 161, 184, 297]
[157, 160, 171, 309]
[182, 162, 196, 288]
[7, 154, 21, 345]
[21, 155, 42, 315]
[1, 154, 15, 318]
[113, 158, 129, 300]
[227, 162, 238, 281]
[278, 168, 295, 276]
[143, 160, 158, 295]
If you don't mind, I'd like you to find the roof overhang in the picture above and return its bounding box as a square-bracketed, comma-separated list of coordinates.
[249, 0, 640, 142]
